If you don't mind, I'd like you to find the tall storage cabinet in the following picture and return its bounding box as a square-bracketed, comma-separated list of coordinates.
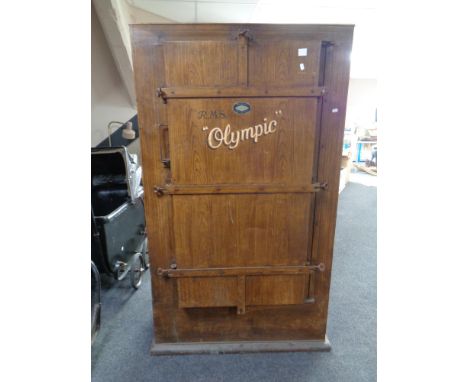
[130, 24, 354, 355]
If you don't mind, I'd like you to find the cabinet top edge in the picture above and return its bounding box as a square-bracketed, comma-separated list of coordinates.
[130, 24, 354, 45]
[130, 23, 355, 28]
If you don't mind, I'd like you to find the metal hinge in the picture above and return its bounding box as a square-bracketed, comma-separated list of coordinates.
[307, 263, 326, 272]
[157, 263, 177, 277]
[157, 88, 167, 104]
[322, 41, 336, 48]
[237, 29, 253, 42]
[312, 182, 328, 192]
[154, 186, 165, 197]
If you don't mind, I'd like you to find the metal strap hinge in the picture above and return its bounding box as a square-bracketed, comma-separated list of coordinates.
[154, 183, 327, 196]
[157, 264, 325, 279]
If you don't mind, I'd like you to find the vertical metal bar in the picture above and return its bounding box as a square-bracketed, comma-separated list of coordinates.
[158, 124, 170, 168]
[307, 41, 333, 301]
[237, 31, 250, 87]
[237, 275, 246, 315]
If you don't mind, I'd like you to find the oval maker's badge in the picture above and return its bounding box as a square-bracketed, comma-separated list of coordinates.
[233, 102, 251, 114]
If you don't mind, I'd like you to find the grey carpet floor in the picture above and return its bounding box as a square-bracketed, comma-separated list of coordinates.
[92, 179, 376, 382]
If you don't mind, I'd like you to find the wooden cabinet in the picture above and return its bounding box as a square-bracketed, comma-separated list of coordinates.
[130, 24, 354, 355]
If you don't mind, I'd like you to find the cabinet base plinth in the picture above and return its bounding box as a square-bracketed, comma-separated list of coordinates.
[150, 336, 331, 355]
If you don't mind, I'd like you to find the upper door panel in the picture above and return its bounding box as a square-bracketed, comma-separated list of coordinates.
[249, 40, 322, 86]
[167, 97, 318, 185]
[161, 37, 323, 87]
[164, 41, 239, 87]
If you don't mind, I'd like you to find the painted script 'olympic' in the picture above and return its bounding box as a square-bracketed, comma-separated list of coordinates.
[204, 118, 278, 150]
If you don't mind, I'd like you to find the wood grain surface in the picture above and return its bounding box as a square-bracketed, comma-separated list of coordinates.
[130, 24, 353, 349]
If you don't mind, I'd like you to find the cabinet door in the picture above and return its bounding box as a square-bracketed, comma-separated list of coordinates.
[131, 24, 353, 343]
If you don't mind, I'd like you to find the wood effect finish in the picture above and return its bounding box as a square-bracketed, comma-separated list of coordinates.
[130, 24, 353, 350]
[172, 194, 311, 268]
[248, 39, 322, 86]
[246, 275, 307, 306]
[164, 41, 239, 86]
[168, 98, 317, 185]
[177, 277, 238, 308]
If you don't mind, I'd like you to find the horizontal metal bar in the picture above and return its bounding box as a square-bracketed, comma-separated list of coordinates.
[154, 183, 327, 196]
[158, 86, 325, 99]
[157, 264, 325, 278]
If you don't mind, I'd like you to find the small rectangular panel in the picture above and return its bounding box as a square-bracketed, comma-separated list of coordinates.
[172, 193, 311, 268]
[246, 275, 306, 306]
[249, 40, 322, 86]
[168, 98, 317, 185]
[164, 41, 238, 86]
[177, 277, 238, 308]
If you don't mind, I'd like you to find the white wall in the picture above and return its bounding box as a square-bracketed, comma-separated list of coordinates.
[346, 78, 378, 130]
[91, 4, 137, 151]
